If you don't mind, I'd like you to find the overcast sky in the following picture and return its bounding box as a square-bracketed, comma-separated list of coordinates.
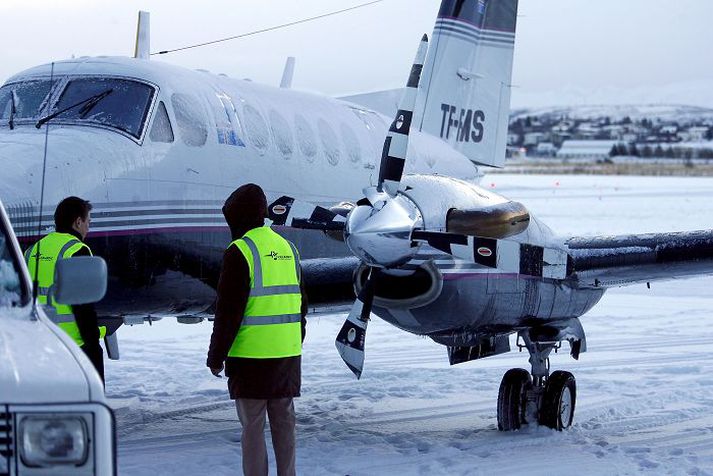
[1, 0, 712, 108]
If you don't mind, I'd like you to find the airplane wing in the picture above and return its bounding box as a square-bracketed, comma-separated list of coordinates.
[567, 230, 713, 288]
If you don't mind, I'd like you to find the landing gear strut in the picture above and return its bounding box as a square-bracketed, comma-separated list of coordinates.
[497, 330, 578, 431]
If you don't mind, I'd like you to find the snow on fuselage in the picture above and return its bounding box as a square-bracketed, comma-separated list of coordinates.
[0, 56, 479, 227]
[0, 56, 480, 309]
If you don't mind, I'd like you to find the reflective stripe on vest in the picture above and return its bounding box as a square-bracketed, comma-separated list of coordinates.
[227, 227, 302, 359]
[25, 232, 106, 346]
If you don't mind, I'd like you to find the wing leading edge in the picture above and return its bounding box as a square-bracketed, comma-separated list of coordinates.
[567, 230, 713, 288]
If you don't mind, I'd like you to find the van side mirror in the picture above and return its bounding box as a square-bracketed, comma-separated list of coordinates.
[53, 256, 108, 305]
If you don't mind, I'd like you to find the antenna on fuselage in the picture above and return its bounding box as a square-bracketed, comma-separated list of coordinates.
[280, 57, 296, 89]
[134, 11, 150, 60]
[32, 62, 55, 302]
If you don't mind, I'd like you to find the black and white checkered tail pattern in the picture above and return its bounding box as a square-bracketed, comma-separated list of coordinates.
[412, 231, 573, 280]
[377, 34, 429, 197]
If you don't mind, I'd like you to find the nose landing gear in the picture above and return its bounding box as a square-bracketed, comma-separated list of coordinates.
[497, 329, 578, 431]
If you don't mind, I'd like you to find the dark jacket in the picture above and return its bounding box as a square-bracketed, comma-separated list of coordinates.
[206, 184, 307, 399]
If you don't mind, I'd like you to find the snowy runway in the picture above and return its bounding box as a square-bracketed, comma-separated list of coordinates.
[109, 175, 713, 475]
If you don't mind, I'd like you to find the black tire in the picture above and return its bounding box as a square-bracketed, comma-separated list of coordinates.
[539, 370, 576, 431]
[497, 368, 531, 431]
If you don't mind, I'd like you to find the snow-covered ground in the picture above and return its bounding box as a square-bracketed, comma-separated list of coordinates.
[109, 175, 713, 475]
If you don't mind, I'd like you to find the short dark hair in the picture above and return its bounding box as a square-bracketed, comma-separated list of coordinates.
[54, 196, 92, 231]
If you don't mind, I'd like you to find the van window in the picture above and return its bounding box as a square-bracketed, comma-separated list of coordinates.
[149, 101, 174, 143]
[172, 93, 208, 147]
[53, 77, 155, 139]
[0, 79, 54, 123]
[0, 227, 23, 308]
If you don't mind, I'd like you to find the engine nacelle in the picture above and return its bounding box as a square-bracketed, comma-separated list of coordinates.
[400, 175, 530, 239]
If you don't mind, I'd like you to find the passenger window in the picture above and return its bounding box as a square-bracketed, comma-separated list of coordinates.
[243, 104, 270, 151]
[149, 101, 174, 143]
[318, 119, 341, 166]
[171, 93, 208, 147]
[270, 110, 293, 158]
[340, 124, 361, 165]
[213, 92, 245, 146]
[295, 114, 316, 162]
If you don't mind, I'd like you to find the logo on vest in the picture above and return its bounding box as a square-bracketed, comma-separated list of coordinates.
[265, 251, 292, 261]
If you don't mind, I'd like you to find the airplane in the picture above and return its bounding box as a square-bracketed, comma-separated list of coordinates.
[2, 0, 713, 432]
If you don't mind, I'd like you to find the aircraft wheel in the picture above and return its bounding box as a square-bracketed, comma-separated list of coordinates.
[539, 370, 576, 431]
[497, 368, 531, 431]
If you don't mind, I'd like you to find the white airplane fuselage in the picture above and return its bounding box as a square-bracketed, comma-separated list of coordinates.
[0, 56, 486, 311]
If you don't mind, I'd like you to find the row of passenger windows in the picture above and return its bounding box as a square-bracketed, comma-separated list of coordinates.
[0, 76, 384, 165]
[154, 91, 385, 167]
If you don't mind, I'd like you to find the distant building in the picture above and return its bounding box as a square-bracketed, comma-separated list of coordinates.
[678, 126, 710, 142]
[535, 142, 557, 157]
[524, 132, 546, 146]
[507, 133, 521, 146]
[557, 140, 621, 160]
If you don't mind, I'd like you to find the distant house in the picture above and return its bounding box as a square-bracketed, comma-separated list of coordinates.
[535, 142, 558, 157]
[660, 125, 678, 135]
[507, 133, 521, 146]
[679, 126, 710, 142]
[552, 120, 575, 133]
[524, 132, 546, 146]
[557, 140, 621, 160]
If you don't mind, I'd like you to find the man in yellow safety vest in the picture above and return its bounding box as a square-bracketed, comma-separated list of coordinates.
[25, 196, 106, 382]
[207, 184, 307, 476]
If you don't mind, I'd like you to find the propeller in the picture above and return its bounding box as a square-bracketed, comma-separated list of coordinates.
[267, 35, 429, 378]
[327, 34, 430, 378]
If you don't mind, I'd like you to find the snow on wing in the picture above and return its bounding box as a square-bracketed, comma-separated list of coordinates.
[566, 230, 713, 288]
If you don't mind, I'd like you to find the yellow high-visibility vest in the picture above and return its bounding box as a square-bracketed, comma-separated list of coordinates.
[25, 232, 106, 347]
[227, 226, 302, 359]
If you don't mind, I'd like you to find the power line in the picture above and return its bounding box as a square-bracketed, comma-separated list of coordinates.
[152, 0, 384, 56]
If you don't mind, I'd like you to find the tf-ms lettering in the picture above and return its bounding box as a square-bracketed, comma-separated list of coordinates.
[439, 103, 485, 143]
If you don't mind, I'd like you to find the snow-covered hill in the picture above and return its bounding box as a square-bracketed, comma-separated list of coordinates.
[511, 104, 713, 123]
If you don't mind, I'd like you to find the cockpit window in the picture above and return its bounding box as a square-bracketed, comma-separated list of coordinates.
[0, 80, 54, 123]
[0, 224, 24, 308]
[54, 77, 155, 139]
[149, 101, 174, 143]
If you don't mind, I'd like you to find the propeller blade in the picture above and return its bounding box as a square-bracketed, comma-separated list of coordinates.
[335, 269, 376, 379]
[268, 195, 346, 231]
[377, 34, 429, 196]
[412, 230, 572, 280]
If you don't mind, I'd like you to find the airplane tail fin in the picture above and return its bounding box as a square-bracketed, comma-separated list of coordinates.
[415, 0, 519, 168]
[134, 11, 151, 60]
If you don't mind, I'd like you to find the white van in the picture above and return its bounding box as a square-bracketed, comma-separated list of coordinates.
[0, 200, 115, 476]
